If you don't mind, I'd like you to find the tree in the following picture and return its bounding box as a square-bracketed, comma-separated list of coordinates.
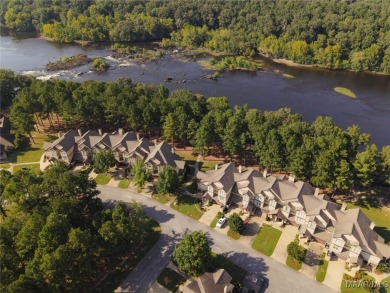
[154, 165, 181, 194]
[354, 144, 381, 188]
[131, 159, 151, 188]
[228, 213, 245, 234]
[92, 58, 109, 71]
[287, 240, 305, 262]
[93, 150, 116, 174]
[172, 231, 211, 277]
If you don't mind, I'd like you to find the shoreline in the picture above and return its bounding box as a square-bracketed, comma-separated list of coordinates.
[10, 35, 390, 76]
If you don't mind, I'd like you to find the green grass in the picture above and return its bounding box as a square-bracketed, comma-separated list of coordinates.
[170, 194, 204, 220]
[210, 212, 224, 228]
[283, 73, 294, 78]
[200, 161, 224, 171]
[210, 253, 247, 284]
[176, 150, 198, 161]
[152, 194, 175, 204]
[96, 220, 161, 292]
[12, 163, 41, 174]
[252, 225, 282, 256]
[0, 163, 11, 170]
[95, 173, 112, 185]
[118, 179, 131, 189]
[157, 268, 186, 292]
[334, 87, 357, 98]
[227, 229, 241, 240]
[316, 259, 329, 282]
[340, 273, 376, 293]
[5, 132, 57, 165]
[286, 255, 303, 271]
[345, 195, 390, 242]
[380, 276, 390, 293]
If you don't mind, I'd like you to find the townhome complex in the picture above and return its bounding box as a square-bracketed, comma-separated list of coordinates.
[196, 163, 390, 269]
[43, 129, 186, 174]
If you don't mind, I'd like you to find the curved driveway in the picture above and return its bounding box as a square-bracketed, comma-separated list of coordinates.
[98, 185, 336, 293]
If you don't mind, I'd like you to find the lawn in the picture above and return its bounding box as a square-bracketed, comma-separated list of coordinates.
[334, 87, 357, 98]
[157, 268, 186, 292]
[340, 273, 376, 293]
[227, 229, 241, 240]
[210, 212, 224, 228]
[95, 173, 112, 185]
[96, 220, 161, 292]
[286, 255, 303, 271]
[1, 132, 57, 166]
[12, 163, 41, 174]
[252, 225, 282, 256]
[153, 194, 175, 204]
[176, 150, 198, 162]
[380, 276, 390, 293]
[118, 179, 131, 189]
[0, 163, 11, 170]
[200, 160, 224, 171]
[345, 195, 390, 242]
[210, 253, 247, 284]
[316, 258, 329, 282]
[170, 194, 204, 220]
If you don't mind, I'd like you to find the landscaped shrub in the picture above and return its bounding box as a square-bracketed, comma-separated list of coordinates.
[375, 262, 389, 274]
[287, 240, 306, 262]
[228, 213, 245, 234]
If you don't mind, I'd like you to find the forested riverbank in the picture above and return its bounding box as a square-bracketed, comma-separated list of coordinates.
[1, 0, 389, 74]
[1, 69, 389, 192]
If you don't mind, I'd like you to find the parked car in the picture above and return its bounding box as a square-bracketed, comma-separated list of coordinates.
[216, 216, 227, 228]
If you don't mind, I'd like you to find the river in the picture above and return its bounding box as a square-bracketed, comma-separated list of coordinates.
[1, 35, 389, 147]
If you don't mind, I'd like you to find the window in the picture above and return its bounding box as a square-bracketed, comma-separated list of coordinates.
[269, 200, 276, 207]
[218, 190, 225, 196]
[254, 195, 262, 207]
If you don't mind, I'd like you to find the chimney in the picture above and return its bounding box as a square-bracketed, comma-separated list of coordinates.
[238, 165, 242, 174]
[136, 133, 140, 141]
[118, 128, 124, 136]
[154, 139, 157, 146]
[58, 132, 62, 138]
[341, 203, 347, 211]
[77, 129, 82, 136]
[314, 188, 320, 197]
[369, 222, 375, 230]
[288, 174, 295, 183]
[215, 164, 218, 170]
[171, 147, 175, 154]
[263, 169, 268, 178]
[98, 129, 102, 136]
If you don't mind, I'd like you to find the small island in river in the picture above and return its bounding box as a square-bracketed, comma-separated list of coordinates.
[46, 54, 92, 71]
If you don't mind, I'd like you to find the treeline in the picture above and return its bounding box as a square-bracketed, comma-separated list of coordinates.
[1, 0, 389, 73]
[0, 162, 157, 292]
[3, 69, 390, 191]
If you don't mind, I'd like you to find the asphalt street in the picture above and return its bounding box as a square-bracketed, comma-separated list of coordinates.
[98, 185, 336, 293]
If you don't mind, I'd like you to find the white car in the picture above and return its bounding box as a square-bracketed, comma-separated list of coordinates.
[216, 216, 227, 228]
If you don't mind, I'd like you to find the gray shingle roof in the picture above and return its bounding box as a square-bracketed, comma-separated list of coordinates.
[44, 129, 77, 152]
[333, 208, 390, 258]
[144, 141, 185, 170]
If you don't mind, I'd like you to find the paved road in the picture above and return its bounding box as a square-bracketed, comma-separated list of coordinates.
[98, 185, 336, 293]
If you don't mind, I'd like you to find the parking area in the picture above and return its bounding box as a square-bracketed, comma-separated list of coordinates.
[198, 203, 221, 226]
[300, 242, 323, 279]
[323, 254, 346, 291]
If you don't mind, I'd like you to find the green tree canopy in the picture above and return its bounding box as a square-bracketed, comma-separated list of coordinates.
[93, 150, 116, 174]
[172, 231, 211, 277]
[154, 165, 181, 194]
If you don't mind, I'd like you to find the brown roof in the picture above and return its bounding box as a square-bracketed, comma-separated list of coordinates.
[182, 269, 234, 293]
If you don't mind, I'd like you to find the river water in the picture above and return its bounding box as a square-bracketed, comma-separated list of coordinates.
[1, 35, 389, 147]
